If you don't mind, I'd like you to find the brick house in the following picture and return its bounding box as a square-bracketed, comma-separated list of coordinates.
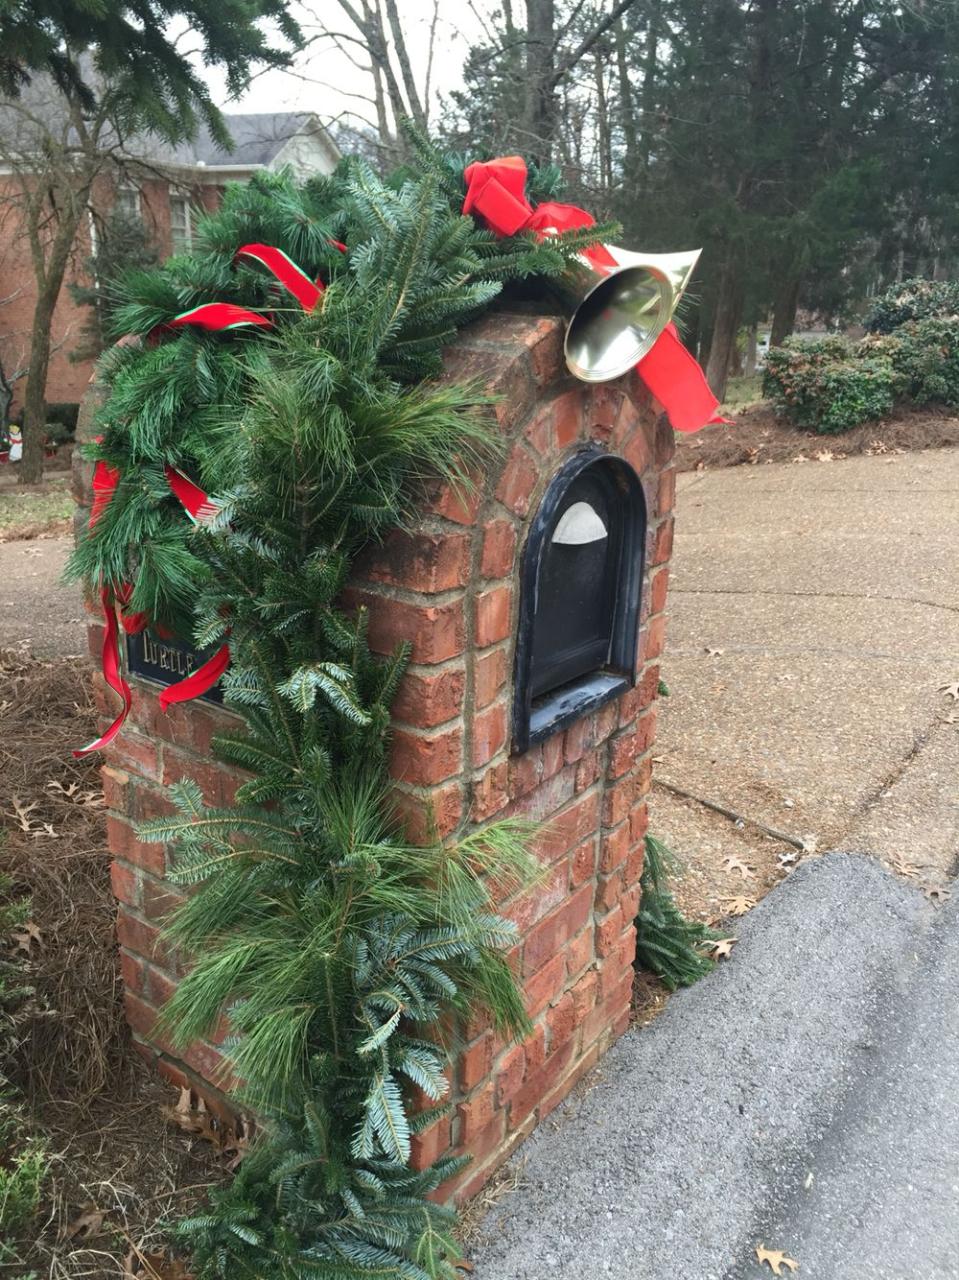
[0, 107, 340, 414]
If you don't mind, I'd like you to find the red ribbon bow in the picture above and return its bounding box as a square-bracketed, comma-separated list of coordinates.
[462, 156, 722, 434]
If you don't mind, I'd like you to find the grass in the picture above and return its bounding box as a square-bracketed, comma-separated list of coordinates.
[0, 478, 73, 541]
[720, 373, 764, 413]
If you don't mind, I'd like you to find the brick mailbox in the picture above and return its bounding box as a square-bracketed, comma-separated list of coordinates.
[76, 308, 675, 1201]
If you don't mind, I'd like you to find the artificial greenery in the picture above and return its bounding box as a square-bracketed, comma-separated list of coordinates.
[634, 836, 715, 991]
[69, 146, 612, 1278]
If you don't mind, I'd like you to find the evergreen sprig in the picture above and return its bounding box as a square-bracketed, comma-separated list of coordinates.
[635, 836, 716, 991]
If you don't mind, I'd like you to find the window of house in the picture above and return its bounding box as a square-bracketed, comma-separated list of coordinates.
[116, 184, 141, 219]
[170, 195, 193, 253]
[512, 448, 647, 753]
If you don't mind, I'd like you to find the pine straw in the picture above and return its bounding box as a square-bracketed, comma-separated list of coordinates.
[676, 402, 959, 472]
[0, 649, 128, 1102]
[0, 651, 225, 1277]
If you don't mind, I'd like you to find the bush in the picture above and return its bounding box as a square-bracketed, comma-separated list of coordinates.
[763, 337, 897, 433]
[0, 875, 47, 1262]
[44, 402, 79, 439]
[864, 277, 959, 334]
[886, 316, 959, 407]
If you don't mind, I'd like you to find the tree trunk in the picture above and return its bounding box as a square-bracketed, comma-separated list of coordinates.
[19, 213, 78, 485]
[638, 0, 660, 189]
[705, 262, 744, 401]
[19, 310, 52, 484]
[744, 323, 758, 376]
[384, 0, 426, 127]
[594, 49, 612, 194]
[525, 0, 556, 165]
[615, 19, 639, 186]
[0, 357, 15, 430]
[770, 274, 800, 346]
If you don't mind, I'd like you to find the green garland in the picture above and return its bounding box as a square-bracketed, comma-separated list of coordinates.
[69, 142, 614, 1278]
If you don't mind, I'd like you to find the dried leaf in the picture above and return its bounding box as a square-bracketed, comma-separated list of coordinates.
[890, 857, 920, 879]
[721, 895, 755, 917]
[709, 937, 737, 959]
[721, 855, 756, 880]
[62, 1207, 105, 1241]
[222, 1113, 255, 1171]
[791, 454, 810, 464]
[11, 921, 42, 954]
[814, 449, 835, 462]
[924, 885, 951, 903]
[705, 647, 725, 657]
[161, 1086, 254, 1165]
[46, 779, 79, 796]
[10, 797, 39, 830]
[940, 681, 959, 702]
[756, 1244, 799, 1274]
[124, 1249, 194, 1279]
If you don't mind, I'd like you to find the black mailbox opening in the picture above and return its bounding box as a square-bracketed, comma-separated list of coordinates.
[512, 447, 647, 754]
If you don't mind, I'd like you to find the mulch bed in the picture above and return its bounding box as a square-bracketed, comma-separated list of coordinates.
[0, 651, 223, 1278]
[675, 401, 959, 471]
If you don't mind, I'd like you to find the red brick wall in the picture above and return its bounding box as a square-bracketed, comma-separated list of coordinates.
[0, 173, 225, 413]
[74, 309, 675, 1201]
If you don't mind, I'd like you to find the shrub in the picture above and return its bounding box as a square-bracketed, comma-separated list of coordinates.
[886, 315, 959, 407]
[0, 1108, 47, 1252]
[763, 337, 897, 433]
[864, 277, 959, 334]
[0, 875, 47, 1261]
[44, 402, 79, 439]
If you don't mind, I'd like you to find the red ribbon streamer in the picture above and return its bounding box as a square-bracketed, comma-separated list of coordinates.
[462, 155, 721, 433]
[236, 243, 324, 312]
[164, 466, 221, 526]
[80, 457, 228, 753]
[72, 588, 133, 758]
[91, 457, 120, 525]
[167, 302, 273, 332]
[158, 644, 231, 711]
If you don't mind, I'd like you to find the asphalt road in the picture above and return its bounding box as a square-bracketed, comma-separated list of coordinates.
[474, 854, 959, 1280]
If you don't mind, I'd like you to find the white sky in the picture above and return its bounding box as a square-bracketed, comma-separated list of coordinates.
[205, 1, 492, 131]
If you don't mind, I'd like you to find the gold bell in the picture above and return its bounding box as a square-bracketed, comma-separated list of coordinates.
[561, 247, 702, 383]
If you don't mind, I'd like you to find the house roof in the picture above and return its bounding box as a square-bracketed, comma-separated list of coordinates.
[0, 73, 339, 173]
[186, 113, 319, 167]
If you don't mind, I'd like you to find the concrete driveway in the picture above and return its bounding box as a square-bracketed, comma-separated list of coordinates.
[653, 447, 959, 892]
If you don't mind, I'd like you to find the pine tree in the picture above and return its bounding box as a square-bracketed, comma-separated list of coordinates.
[68, 209, 160, 364]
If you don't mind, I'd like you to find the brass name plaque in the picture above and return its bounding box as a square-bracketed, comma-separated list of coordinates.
[125, 629, 223, 702]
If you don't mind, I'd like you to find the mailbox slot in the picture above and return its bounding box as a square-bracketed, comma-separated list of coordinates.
[513, 447, 646, 753]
